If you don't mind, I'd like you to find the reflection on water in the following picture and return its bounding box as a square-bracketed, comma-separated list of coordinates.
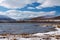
[0, 23, 57, 34]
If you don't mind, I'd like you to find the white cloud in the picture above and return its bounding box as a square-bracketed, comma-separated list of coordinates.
[37, 0, 45, 3]
[0, 10, 56, 20]
[36, 0, 60, 9]
[0, 12, 6, 15]
[0, 0, 49, 9]
[0, 0, 36, 8]
[0, 0, 60, 9]
[0, 0, 4, 3]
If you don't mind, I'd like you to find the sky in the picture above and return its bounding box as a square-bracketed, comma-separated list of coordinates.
[0, 0, 60, 20]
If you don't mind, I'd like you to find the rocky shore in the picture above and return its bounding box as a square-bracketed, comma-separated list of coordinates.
[0, 23, 60, 40]
[0, 28, 60, 40]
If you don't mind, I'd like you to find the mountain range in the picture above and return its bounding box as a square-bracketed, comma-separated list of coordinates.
[16, 15, 60, 23]
[0, 15, 16, 23]
[0, 15, 60, 23]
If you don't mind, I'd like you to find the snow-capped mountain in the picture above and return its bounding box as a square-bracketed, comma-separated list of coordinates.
[0, 15, 16, 22]
[40, 15, 56, 18]
[0, 15, 13, 20]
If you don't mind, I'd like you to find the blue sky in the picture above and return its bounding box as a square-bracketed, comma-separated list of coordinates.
[0, 0, 60, 20]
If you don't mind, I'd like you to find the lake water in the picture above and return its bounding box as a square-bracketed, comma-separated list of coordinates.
[0, 23, 56, 34]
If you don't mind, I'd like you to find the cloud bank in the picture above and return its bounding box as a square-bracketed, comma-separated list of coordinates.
[36, 0, 60, 9]
[0, 0, 36, 8]
[0, 0, 60, 9]
[0, 10, 56, 20]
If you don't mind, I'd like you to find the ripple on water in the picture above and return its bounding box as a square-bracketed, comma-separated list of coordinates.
[0, 23, 57, 34]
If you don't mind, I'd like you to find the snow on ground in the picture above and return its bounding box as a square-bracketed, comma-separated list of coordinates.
[17, 28, 60, 40]
[33, 28, 60, 35]
[0, 28, 60, 40]
[0, 39, 8, 40]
